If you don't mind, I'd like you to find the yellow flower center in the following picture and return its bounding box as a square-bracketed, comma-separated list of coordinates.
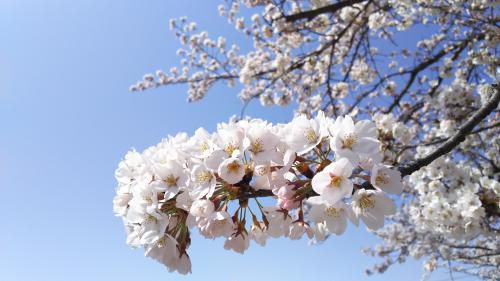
[227, 161, 241, 173]
[330, 174, 343, 188]
[249, 138, 264, 154]
[144, 215, 157, 224]
[256, 165, 269, 176]
[325, 206, 341, 217]
[304, 129, 318, 144]
[224, 143, 237, 157]
[165, 175, 179, 187]
[215, 219, 227, 226]
[375, 172, 389, 185]
[157, 236, 166, 248]
[342, 133, 357, 149]
[199, 142, 210, 153]
[196, 171, 212, 183]
[359, 194, 375, 210]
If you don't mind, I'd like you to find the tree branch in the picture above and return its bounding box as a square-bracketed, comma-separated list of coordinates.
[284, 0, 367, 22]
[399, 84, 500, 177]
[384, 38, 470, 113]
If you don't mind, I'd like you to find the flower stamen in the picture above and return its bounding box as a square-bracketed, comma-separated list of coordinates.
[165, 175, 179, 187]
[199, 142, 210, 153]
[196, 171, 212, 183]
[342, 133, 357, 149]
[227, 161, 241, 174]
[304, 129, 318, 144]
[330, 174, 343, 188]
[325, 206, 341, 217]
[224, 143, 237, 157]
[359, 194, 375, 210]
[375, 172, 389, 185]
[250, 138, 264, 154]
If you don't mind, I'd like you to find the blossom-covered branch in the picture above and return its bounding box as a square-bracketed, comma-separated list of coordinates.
[399, 84, 500, 177]
[283, 0, 368, 22]
[113, 113, 404, 274]
[122, 0, 499, 278]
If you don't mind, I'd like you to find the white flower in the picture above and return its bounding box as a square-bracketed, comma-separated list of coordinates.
[372, 113, 395, 134]
[115, 150, 145, 185]
[205, 124, 245, 170]
[352, 189, 396, 230]
[174, 254, 192, 275]
[224, 234, 250, 254]
[392, 122, 411, 144]
[311, 158, 353, 204]
[145, 235, 192, 274]
[204, 149, 228, 171]
[273, 149, 296, 177]
[200, 211, 235, 238]
[189, 164, 216, 200]
[216, 124, 246, 158]
[368, 11, 389, 31]
[113, 185, 132, 216]
[283, 111, 327, 155]
[175, 191, 193, 211]
[124, 224, 141, 248]
[358, 151, 383, 171]
[273, 54, 290, 75]
[151, 160, 189, 200]
[262, 206, 292, 238]
[332, 82, 349, 98]
[140, 214, 170, 245]
[288, 222, 314, 240]
[330, 116, 380, 166]
[145, 235, 176, 269]
[126, 181, 161, 223]
[253, 163, 273, 190]
[189, 199, 214, 218]
[370, 164, 403, 194]
[308, 197, 358, 235]
[218, 157, 246, 184]
[250, 222, 268, 246]
[312, 222, 329, 242]
[185, 128, 216, 159]
[351, 60, 376, 85]
[243, 119, 279, 164]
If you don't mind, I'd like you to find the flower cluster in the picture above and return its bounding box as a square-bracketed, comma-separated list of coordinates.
[408, 156, 492, 239]
[113, 113, 402, 273]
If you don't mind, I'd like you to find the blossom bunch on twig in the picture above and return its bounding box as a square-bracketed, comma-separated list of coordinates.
[113, 112, 402, 274]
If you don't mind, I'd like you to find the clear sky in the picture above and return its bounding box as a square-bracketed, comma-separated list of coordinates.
[0, 1, 464, 280]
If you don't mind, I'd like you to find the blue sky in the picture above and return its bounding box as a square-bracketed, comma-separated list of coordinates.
[0, 1, 465, 280]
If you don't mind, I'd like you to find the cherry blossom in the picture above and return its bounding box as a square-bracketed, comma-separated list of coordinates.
[370, 164, 402, 194]
[114, 113, 401, 274]
[311, 157, 354, 204]
[119, 0, 500, 278]
[352, 189, 396, 231]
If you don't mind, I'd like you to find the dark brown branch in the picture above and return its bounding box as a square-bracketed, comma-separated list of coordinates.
[384, 40, 468, 113]
[284, 0, 367, 22]
[395, 121, 500, 158]
[399, 101, 424, 123]
[235, 188, 274, 199]
[399, 84, 500, 177]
